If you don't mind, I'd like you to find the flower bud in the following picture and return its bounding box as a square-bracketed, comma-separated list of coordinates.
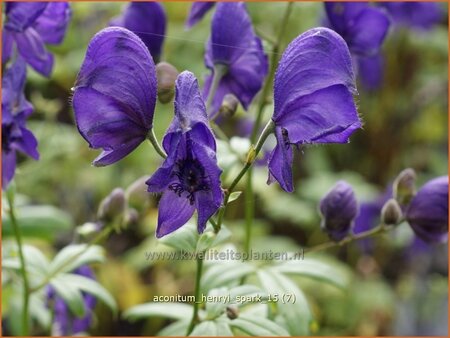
[319, 181, 358, 242]
[393, 168, 416, 206]
[219, 94, 239, 118]
[156, 62, 178, 104]
[226, 305, 239, 320]
[406, 176, 448, 243]
[126, 176, 152, 211]
[381, 198, 402, 225]
[97, 188, 126, 224]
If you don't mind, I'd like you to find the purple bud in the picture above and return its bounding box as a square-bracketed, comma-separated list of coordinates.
[319, 181, 359, 241]
[406, 176, 448, 244]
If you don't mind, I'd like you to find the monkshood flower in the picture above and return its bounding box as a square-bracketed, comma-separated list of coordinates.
[319, 181, 359, 241]
[2, 2, 71, 77]
[72, 27, 157, 166]
[47, 266, 96, 335]
[110, 2, 166, 61]
[2, 58, 39, 189]
[146, 71, 223, 238]
[325, 2, 390, 57]
[186, 2, 215, 29]
[268, 28, 361, 192]
[406, 176, 448, 244]
[203, 2, 268, 116]
[380, 2, 443, 30]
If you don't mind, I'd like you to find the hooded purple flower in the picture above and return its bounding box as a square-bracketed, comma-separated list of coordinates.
[325, 2, 390, 57]
[380, 2, 443, 30]
[203, 2, 268, 116]
[47, 266, 97, 335]
[146, 71, 223, 238]
[406, 176, 448, 244]
[319, 181, 359, 241]
[2, 2, 71, 77]
[2, 58, 39, 189]
[186, 2, 215, 29]
[110, 2, 166, 61]
[72, 27, 157, 166]
[268, 28, 361, 192]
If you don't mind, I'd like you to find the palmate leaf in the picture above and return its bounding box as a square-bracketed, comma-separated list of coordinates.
[201, 261, 256, 293]
[50, 276, 86, 317]
[190, 320, 234, 337]
[49, 244, 104, 274]
[229, 314, 290, 336]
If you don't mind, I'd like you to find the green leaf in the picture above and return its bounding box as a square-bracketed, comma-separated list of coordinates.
[157, 320, 190, 336]
[202, 262, 256, 292]
[196, 225, 232, 252]
[29, 293, 51, 330]
[230, 314, 290, 336]
[257, 268, 311, 336]
[49, 244, 104, 274]
[123, 302, 193, 321]
[159, 221, 198, 252]
[190, 321, 220, 336]
[228, 191, 242, 203]
[57, 273, 117, 313]
[274, 257, 351, 289]
[2, 205, 73, 240]
[50, 276, 86, 317]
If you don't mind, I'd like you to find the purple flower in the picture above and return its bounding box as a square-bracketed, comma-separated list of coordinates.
[357, 53, 384, 90]
[406, 176, 448, 244]
[72, 27, 157, 167]
[268, 28, 361, 192]
[380, 2, 443, 30]
[203, 2, 268, 116]
[47, 266, 97, 335]
[319, 181, 359, 241]
[146, 71, 223, 238]
[325, 2, 390, 57]
[2, 58, 39, 189]
[186, 2, 215, 29]
[2, 2, 71, 77]
[110, 2, 166, 61]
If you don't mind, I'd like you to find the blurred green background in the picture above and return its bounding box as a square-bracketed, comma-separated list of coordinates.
[3, 2, 448, 336]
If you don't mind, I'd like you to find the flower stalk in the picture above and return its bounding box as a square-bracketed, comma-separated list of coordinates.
[6, 188, 30, 336]
[186, 255, 204, 335]
[147, 128, 167, 159]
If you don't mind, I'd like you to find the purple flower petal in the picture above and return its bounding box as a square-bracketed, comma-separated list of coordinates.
[2, 151, 16, 190]
[380, 2, 443, 30]
[267, 128, 294, 193]
[156, 190, 196, 238]
[275, 85, 361, 145]
[204, 2, 268, 115]
[2, 31, 14, 64]
[15, 28, 54, 77]
[73, 27, 157, 166]
[357, 53, 383, 90]
[4, 2, 48, 32]
[186, 2, 215, 28]
[406, 176, 448, 243]
[269, 27, 360, 192]
[33, 2, 71, 44]
[110, 2, 166, 60]
[325, 2, 390, 57]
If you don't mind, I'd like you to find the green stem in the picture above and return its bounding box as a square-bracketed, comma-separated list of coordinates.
[147, 128, 167, 159]
[243, 2, 294, 264]
[304, 223, 392, 254]
[7, 191, 30, 336]
[186, 255, 204, 335]
[29, 227, 112, 293]
[216, 120, 275, 229]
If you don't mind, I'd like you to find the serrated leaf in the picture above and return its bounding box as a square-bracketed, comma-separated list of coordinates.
[274, 257, 350, 289]
[50, 276, 86, 317]
[57, 273, 117, 313]
[49, 244, 104, 274]
[2, 205, 73, 240]
[123, 302, 193, 321]
[257, 268, 311, 335]
[230, 314, 290, 336]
